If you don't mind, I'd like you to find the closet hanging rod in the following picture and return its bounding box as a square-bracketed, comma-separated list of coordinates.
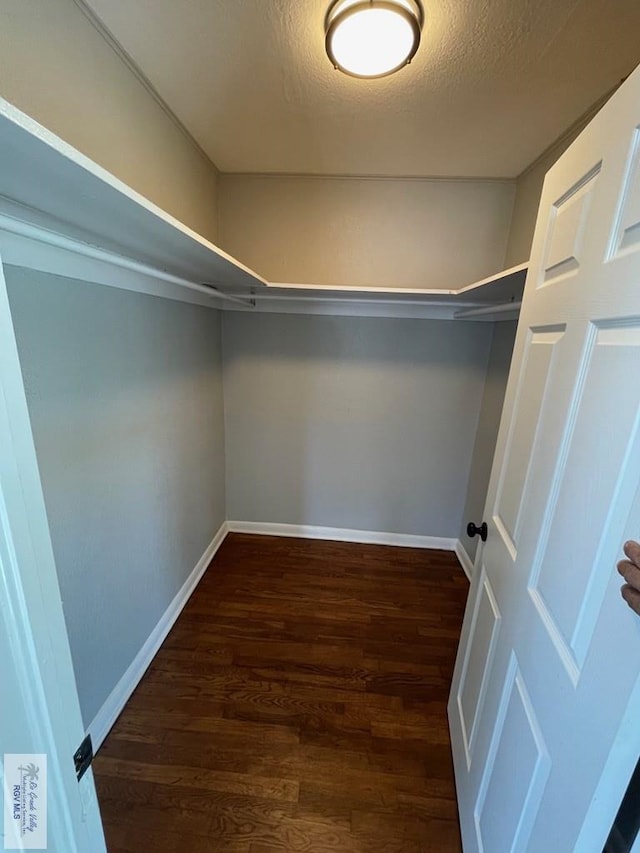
[204, 287, 254, 307]
[0, 211, 255, 308]
[453, 300, 522, 319]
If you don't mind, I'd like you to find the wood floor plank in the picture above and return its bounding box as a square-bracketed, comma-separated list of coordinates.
[93, 534, 468, 851]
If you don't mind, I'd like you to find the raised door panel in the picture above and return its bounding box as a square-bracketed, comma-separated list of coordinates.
[456, 567, 501, 769]
[539, 166, 600, 287]
[493, 328, 565, 558]
[609, 128, 640, 258]
[475, 657, 551, 853]
[530, 322, 640, 678]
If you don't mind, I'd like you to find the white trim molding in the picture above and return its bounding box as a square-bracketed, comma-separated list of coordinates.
[88, 521, 229, 751]
[455, 540, 475, 581]
[227, 520, 457, 551]
[0, 254, 107, 850]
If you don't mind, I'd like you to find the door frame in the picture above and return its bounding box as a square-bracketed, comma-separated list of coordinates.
[573, 672, 640, 850]
[0, 253, 106, 851]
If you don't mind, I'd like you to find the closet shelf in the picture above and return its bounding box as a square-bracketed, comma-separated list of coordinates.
[0, 99, 527, 319]
[219, 264, 528, 319]
[0, 98, 267, 292]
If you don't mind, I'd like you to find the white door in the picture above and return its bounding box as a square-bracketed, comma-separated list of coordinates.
[449, 64, 640, 852]
[0, 257, 106, 851]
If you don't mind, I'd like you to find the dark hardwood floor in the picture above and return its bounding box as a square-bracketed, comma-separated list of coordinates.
[93, 534, 469, 852]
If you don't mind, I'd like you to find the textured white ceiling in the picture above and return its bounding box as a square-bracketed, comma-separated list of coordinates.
[83, 0, 640, 178]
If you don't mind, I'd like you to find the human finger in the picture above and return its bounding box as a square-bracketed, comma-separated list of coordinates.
[621, 583, 640, 617]
[617, 558, 640, 590]
[623, 540, 640, 568]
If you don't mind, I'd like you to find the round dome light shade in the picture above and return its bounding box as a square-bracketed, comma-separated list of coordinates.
[325, 0, 423, 79]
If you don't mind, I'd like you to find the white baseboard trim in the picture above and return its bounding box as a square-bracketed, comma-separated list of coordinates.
[88, 521, 229, 752]
[227, 520, 457, 552]
[454, 540, 474, 581]
[88, 520, 470, 751]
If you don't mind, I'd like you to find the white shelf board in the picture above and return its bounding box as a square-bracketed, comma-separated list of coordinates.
[265, 264, 528, 301]
[0, 97, 528, 318]
[220, 265, 528, 318]
[454, 262, 528, 302]
[0, 98, 267, 291]
[266, 282, 457, 296]
[251, 288, 466, 304]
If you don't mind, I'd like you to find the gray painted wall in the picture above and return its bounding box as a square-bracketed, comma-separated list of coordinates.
[459, 322, 518, 562]
[0, 0, 220, 242]
[6, 268, 226, 727]
[222, 312, 493, 538]
[219, 174, 515, 290]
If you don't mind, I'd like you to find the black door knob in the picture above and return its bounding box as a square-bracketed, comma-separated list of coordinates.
[467, 521, 488, 542]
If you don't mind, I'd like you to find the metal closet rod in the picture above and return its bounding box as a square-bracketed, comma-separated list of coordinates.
[0, 212, 256, 308]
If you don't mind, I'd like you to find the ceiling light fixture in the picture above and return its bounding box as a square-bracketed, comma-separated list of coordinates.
[325, 0, 423, 79]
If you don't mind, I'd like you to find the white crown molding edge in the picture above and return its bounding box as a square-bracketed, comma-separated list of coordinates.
[71, 0, 218, 172]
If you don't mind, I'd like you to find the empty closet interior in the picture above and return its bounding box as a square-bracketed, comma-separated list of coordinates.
[0, 0, 618, 751]
[2, 95, 529, 744]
